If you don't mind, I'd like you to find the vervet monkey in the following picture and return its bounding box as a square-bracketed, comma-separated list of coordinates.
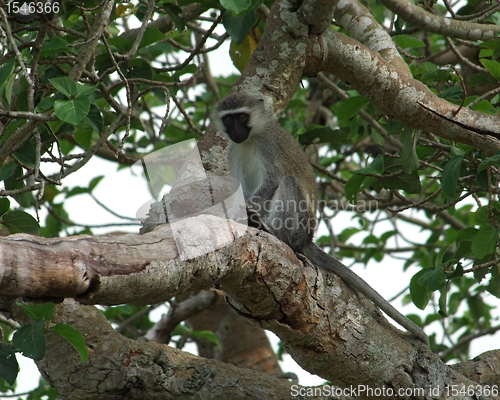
[213, 93, 429, 345]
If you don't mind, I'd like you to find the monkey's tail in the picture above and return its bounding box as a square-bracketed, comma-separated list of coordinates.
[302, 243, 429, 345]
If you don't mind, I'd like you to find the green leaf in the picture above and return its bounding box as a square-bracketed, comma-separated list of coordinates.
[41, 37, 74, 57]
[454, 240, 472, 261]
[480, 38, 500, 50]
[103, 304, 136, 319]
[353, 154, 384, 175]
[0, 59, 15, 87]
[478, 150, 500, 171]
[138, 27, 166, 48]
[177, 0, 217, 5]
[435, 245, 450, 267]
[0, 161, 17, 182]
[379, 172, 421, 194]
[456, 227, 477, 243]
[486, 265, 500, 298]
[65, 186, 90, 198]
[127, 60, 154, 80]
[474, 168, 489, 190]
[13, 141, 36, 167]
[441, 155, 463, 197]
[393, 35, 425, 49]
[0, 59, 15, 97]
[222, 9, 256, 44]
[371, 128, 384, 146]
[229, 33, 258, 73]
[446, 262, 464, 280]
[473, 206, 489, 226]
[106, 36, 129, 52]
[74, 128, 94, 149]
[4, 166, 34, 208]
[345, 174, 365, 204]
[423, 69, 451, 83]
[0, 198, 10, 217]
[468, 72, 498, 86]
[54, 95, 90, 125]
[221, 0, 252, 14]
[49, 77, 77, 98]
[35, 95, 57, 113]
[337, 96, 368, 120]
[401, 129, 420, 174]
[480, 59, 500, 80]
[467, 295, 485, 322]
[394, 16, 404, 33]
[415, 62, 437, 76]
[337, 227, 361, 242]
[470, 99, 495, 114]
[1, 211, 41, 235]
[85, 104, 104, 134]
[19, 302, 55, 322]
[300, 125, 348, 145]
[438, 86, 463, 103]
[438, 282, 449, 317]
[1, 73, 15, 108]
[89, 175, 104, 192]
[417, 267, 446, 291]
[52, 324, 88, 363]
[471, 224, 499, 259]
[479, 48, 494, 57]
[380, 230, 396, 242]
[163, 4, 186, 32]
[12, 319, 46, 361]
[0, 347, 18, 386]
[75, 84, 96, 98]
[473, 266, 489, 283]
[410, 269, 433, 310]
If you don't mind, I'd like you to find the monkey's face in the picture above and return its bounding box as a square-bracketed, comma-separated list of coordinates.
[221, 113, 251, 143]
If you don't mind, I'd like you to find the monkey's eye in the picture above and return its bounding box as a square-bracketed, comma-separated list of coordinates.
[223, 116, 232, 124]
[238, 114, 248, 122]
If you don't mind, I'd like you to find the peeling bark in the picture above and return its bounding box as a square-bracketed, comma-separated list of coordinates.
[30, 300, 295, 400]
[378, 0, 500, 41]
[1, 216, 499, 399]
[318, 30, 500, 153]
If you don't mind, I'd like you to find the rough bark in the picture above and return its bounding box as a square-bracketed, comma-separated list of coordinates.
[1, 217, 499, 399]
[378, 0, 500, 40]
[21, 299, 294, 400]
[218, 0, 500, 155]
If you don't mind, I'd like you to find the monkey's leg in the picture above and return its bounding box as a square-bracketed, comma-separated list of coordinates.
[267, 176, 313, 251]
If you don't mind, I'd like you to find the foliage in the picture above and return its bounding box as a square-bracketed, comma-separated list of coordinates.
[0, 302, 87, 388]
[0, 0, 499, 396]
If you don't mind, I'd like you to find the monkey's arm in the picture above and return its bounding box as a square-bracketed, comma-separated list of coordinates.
[302, 243, 429, 345]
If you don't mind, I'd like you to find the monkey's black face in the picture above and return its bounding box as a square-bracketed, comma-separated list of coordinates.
[222, 113, 250, 143]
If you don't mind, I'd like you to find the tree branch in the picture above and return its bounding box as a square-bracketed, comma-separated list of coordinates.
[332, 0, 411, 75]
[27, 299, 296, 399]
[0, 215, 492, 393]
[379, 0, 500, 40]
[319, 30, 500, 153]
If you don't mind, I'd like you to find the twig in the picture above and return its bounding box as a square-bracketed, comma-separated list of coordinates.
[446, 64, 466, 115]
[440, 324, 500, 359]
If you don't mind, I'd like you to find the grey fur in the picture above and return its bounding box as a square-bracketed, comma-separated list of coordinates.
[213, 93, 429, 345]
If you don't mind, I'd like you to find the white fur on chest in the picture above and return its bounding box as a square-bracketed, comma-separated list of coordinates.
[227, 140, 264, 199]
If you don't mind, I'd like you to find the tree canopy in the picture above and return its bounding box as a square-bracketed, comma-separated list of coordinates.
[0, 0, 499, 398]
